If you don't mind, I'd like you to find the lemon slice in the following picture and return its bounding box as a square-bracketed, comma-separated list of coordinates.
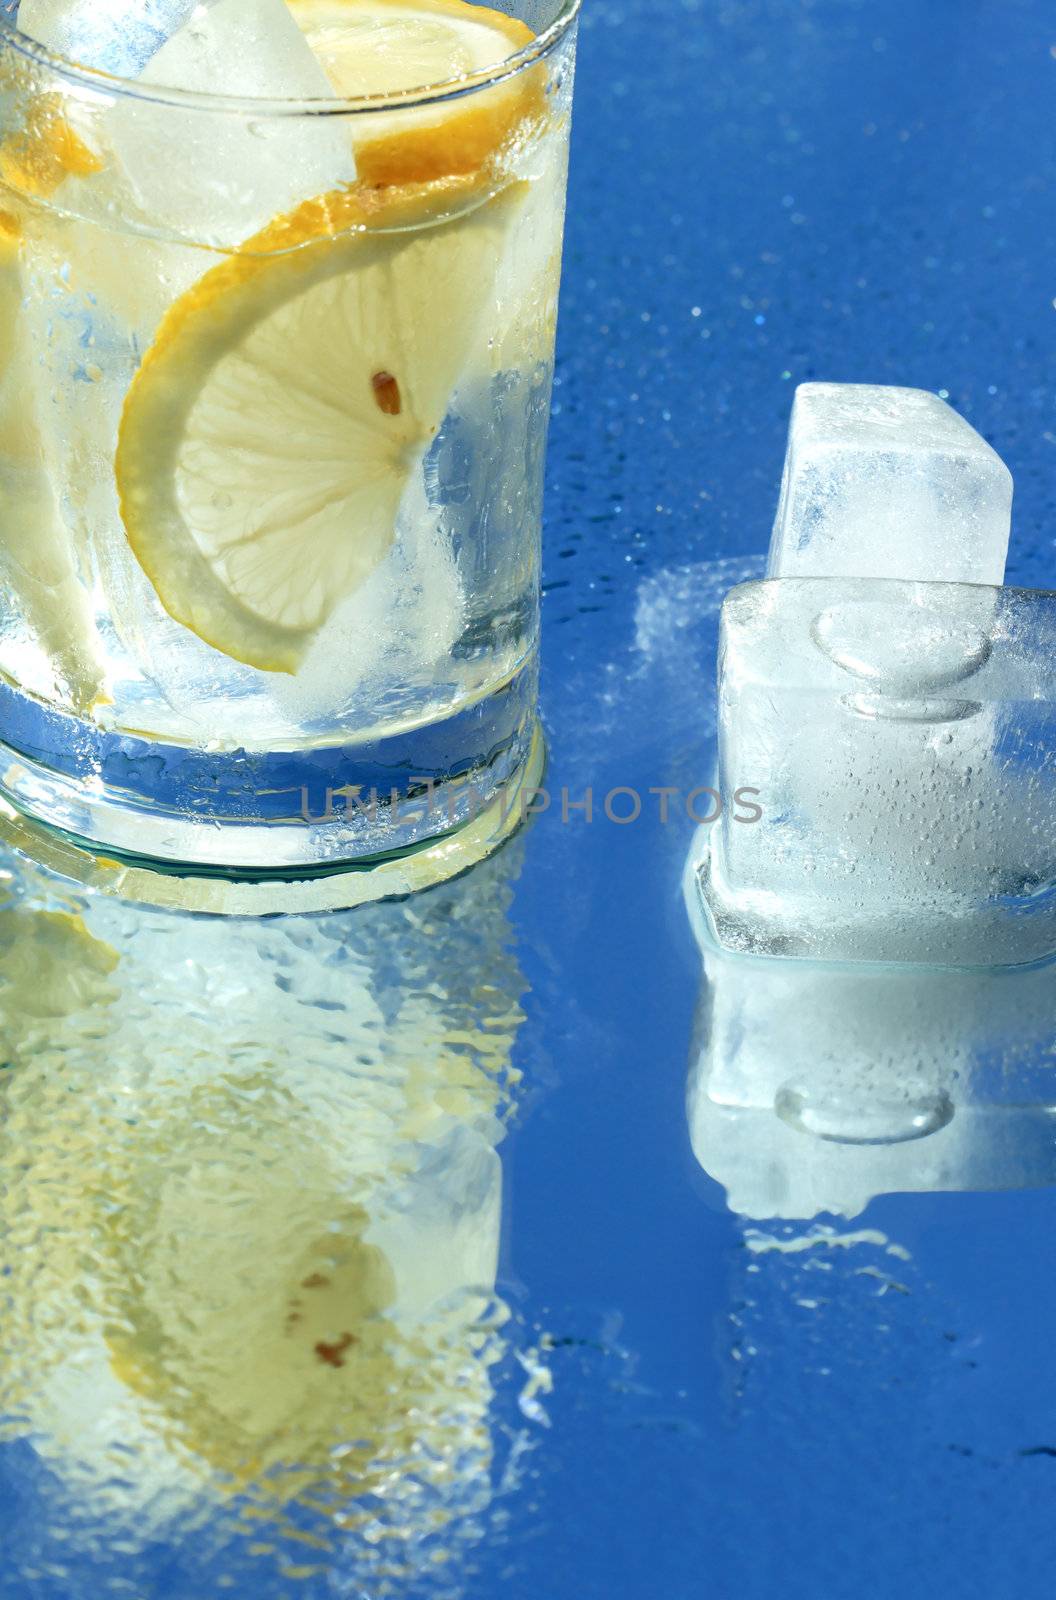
[291, 0, 532, 90]
[290, 0, 542, 186]
[0, 204, 108, 712]
[0, 94, 103, 201]
[116, 176, 523, 673]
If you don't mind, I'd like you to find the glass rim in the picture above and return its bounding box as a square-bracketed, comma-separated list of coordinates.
[0, 0, 580, 116]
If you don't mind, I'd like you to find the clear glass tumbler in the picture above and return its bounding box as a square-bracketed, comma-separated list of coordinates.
[0, 0, 577, 875]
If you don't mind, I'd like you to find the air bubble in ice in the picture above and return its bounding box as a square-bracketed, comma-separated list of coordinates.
[775, 1083, 955, 1146]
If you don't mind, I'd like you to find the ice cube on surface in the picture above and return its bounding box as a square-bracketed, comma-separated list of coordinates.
[684, 935, 1056, 1220]
[696, 577, 1056, 966]
[768, 383, 1013, 585]
[16, 0, 199, 74]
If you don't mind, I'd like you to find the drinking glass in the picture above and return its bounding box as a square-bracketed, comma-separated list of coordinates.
[0, 0, 577, 877]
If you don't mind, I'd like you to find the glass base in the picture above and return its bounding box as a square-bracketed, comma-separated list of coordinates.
[0, 720, 545, 914]
[0, 661, 536, 872]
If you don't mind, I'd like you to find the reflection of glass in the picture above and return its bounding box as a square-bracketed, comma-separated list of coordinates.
[686, 933, 1056, 1221]
[0, 837, 530, 1590]
[0, 0, 578, 873]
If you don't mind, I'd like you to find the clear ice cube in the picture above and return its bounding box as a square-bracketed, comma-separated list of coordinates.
[685, 938, 1056, 1220]
[697, 577, 1056, 966]
[124, 0, 355, 245]
[768, 383, 1013, 585]
[16, 0, 199, 74]
[138, 0, 337, 99]
[18, 0, 354, 246]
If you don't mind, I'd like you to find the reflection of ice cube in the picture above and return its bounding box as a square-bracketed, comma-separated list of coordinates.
[697, 577, 1056, 965]
[684, 928, 1056, 1220]
[17, 0, 199, 74]
[374, 1124, 502, 1320]
[768, 384, 1012, 585]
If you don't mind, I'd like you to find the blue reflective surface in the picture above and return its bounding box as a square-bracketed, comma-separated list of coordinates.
[6, 0, 1056, 1594]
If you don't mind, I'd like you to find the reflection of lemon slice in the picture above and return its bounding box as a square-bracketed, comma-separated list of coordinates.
[291, 0, 540, 186]
[0, 209, 20, 262]
[116, 176, 524, 673]
[102, 1101, 404, 1490]
[0, 907, 118, 1034]
[0, 861, 520, 1553]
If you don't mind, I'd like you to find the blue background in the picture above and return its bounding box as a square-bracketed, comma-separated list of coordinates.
[508, 0, 1056, 1595]
[6, 0, 1056, 1596]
